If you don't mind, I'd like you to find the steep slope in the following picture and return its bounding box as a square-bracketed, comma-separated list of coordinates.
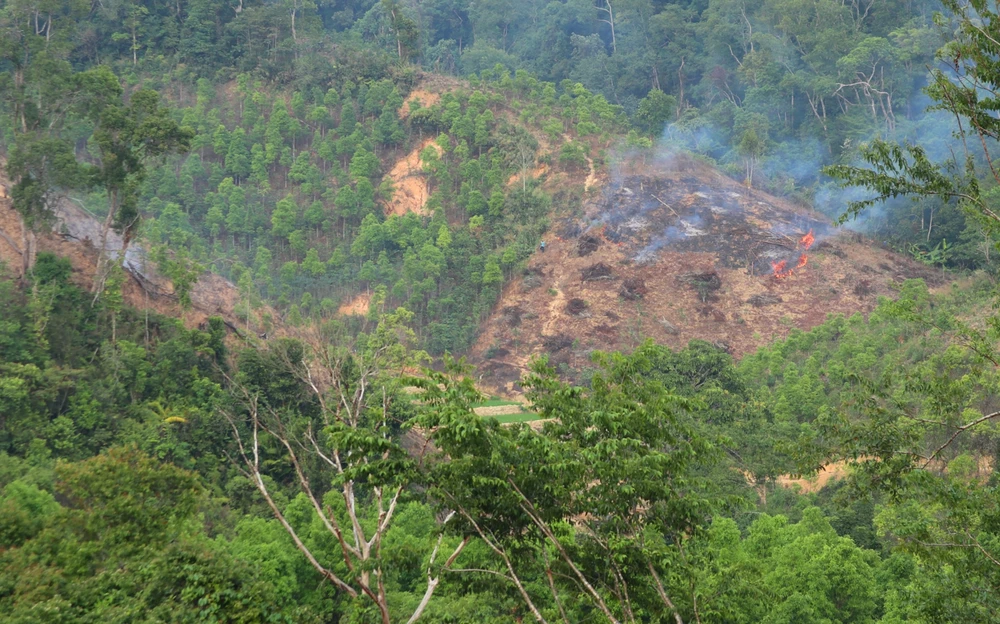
[0, 162, 268, 334]
[471, 152, 948, 394]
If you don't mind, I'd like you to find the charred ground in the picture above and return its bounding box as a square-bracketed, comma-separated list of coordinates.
[471, 152, 948, 395]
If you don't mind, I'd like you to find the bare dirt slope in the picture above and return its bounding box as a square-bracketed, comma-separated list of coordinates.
[471, 152, 948, 395]
[384, 138, 441, 217]
[0, 161, 271, 334]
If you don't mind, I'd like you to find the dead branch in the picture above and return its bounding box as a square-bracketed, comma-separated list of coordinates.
[921, 411, 1000, 469]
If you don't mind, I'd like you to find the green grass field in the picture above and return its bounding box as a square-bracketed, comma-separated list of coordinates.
[492, 411, 541, 424]
[472, 397, 541, 423]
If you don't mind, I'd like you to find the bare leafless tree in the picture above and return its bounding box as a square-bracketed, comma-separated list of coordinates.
[222, 312, 466, 624]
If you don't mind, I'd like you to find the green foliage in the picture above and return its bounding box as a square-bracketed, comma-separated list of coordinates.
[4, 3, 1000, 621]
[417, 344, 722, 622]
[635, 89, 677, 135]
[685, 509, 884, 623]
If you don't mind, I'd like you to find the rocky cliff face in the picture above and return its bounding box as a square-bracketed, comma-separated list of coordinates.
[0, 161, 262, 333]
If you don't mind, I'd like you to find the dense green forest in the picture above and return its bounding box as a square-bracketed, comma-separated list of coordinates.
[3, 254, 1000, 621]
[4, 0, 1000, 622]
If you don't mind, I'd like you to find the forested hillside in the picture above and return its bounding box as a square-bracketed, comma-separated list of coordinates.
[3, 0, 1000, 622]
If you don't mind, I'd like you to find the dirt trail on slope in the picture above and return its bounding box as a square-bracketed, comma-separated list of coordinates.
[564, 133, 598, 192]
[542, 262, 567, 336]
[584, 158, 597, 191]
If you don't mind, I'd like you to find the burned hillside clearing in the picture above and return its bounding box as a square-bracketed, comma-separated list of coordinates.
[472, 154, 949, 396]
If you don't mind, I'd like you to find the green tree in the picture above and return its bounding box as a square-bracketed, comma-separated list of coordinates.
[374, 107, 405, 146]
[75, 67, 193, 288]
[416, 343, 721, 623]
[349, 147, 380, 180]
[481, 255, 502, 286]
[302, 248, 325, 276]
[737, 127, 767, 189]
[381, 0, 420, 61]
[821, 3, 1000, 610]
[226, 127, 252, 182]
[635, 88, 677, 134]
[271, 194, 298, 241]
[304, 199, 325, 231]
[224, 311, 464, 624]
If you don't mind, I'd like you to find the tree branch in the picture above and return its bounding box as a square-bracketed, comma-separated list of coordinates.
[921, 410, 1000, 468]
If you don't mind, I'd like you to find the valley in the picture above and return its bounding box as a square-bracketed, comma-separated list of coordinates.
[2, 0, 999, 621]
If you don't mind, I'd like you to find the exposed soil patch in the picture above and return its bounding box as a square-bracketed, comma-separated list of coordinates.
[0, 191, 30, 276]
[399, 89, 440, 118]
[384, 139, 441, 217]
[507, 163, 548, 188]
[777, 461, 851, 494]
[338, 292, 371, 316]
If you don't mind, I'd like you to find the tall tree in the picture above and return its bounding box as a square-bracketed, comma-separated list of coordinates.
[417, 342, 720, 624]
[825, 0, 1000, 610]
[381, 0, 420, 61]
[75, 67, 193, 292]
[224, 312, 468, 624]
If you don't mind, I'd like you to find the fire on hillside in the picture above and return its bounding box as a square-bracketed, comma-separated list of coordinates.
[772, 229, 815, 280]
[573, 173, 831, 280]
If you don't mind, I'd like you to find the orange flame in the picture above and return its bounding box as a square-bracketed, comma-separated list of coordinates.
[771, 230, 815, 279]
[800, 229, 815, 250]
[771, 259, 790, 279]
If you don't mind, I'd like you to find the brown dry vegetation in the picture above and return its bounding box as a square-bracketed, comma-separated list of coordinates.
[471, 151, 950, 395]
